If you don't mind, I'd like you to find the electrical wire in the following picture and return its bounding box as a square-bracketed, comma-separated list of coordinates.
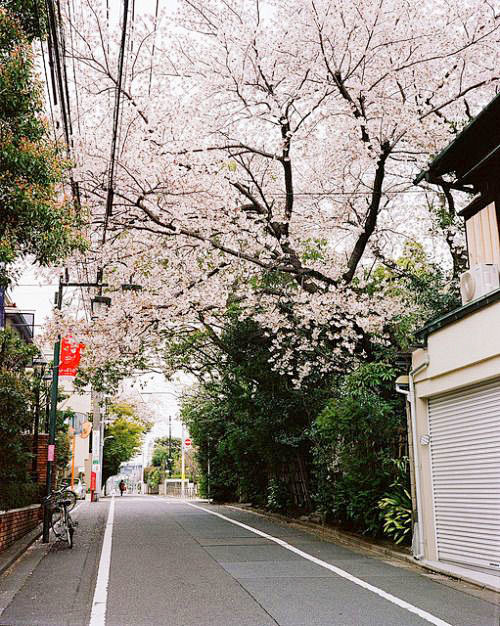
[118, 0, 134, 161]
[68, 0, 82, 135]
[54, 0, 82, 211]
[56, 0, 73, 140]
[33, 0, 57, 140]
[103, 0, 130, 234]
[148, 0, 160, 96]
[45, 0, 71, 146]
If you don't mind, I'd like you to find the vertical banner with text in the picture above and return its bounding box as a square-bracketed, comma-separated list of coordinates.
[59, 336, 84, 376]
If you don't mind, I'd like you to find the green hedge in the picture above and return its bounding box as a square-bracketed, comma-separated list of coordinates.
[0, 482, 39, 512]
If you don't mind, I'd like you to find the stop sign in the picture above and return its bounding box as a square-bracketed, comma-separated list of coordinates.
[184, 437, 192, 448]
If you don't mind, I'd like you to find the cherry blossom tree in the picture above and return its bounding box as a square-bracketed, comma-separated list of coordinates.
[51, 0, 499, 386]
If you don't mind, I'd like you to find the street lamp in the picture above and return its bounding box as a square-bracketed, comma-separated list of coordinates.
[90, 295, 112, 319]
[43, 275, 109, 542]
[121, 283, 142, 292]
[42, 275, 142, 520]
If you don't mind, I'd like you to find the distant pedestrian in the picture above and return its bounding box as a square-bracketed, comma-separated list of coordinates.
[119, 480, 126, 496]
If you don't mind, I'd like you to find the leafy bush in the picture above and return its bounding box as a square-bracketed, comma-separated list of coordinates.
[310, 362, 407, 536]
[378, 458, 412, 545]
[0, 333, 37, 511]
[267, 478, 292, 513]
[0, 482, 38, 512]
[102, 404, 149, 484]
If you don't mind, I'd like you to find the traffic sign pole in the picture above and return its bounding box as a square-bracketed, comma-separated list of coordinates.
[181, 425, 185, 498]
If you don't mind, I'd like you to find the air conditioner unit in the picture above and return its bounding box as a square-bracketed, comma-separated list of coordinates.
[459, 264, 499, 305]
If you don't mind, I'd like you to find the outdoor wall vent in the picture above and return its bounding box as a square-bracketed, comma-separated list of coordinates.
[459, 264, 499, 305]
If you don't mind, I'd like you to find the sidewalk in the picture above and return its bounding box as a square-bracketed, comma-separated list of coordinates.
[227, 504, 500, 597]
[0, 500, 108, 626]
[0, 524, 43, 577]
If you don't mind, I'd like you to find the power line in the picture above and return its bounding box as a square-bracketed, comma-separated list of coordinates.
[265, 189, 433, 197]
[55, 0, 82, 212]
[55, 0, 73, 139]
[148, 0, 160, 96]
[45, 0, 70, 146]
[33, 0, 57, 139]
[103, 0, 130, 236]
[68, 0, 82, 135]
[118, 0, 134, 161]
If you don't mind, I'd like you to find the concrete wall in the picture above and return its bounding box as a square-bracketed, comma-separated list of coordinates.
[412, 299, 500, 562]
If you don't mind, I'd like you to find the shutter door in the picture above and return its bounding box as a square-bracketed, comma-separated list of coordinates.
[428, 378, 500, 572]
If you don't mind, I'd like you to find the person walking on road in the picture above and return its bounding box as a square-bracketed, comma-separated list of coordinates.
[119, 480, 126, 496]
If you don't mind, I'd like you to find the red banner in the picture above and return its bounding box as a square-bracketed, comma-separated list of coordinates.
[59, 336, 84, 376]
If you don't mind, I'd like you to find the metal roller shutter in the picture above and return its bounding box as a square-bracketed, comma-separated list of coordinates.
[428, 378, 500, 572]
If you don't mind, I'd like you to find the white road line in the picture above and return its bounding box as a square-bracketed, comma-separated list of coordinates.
[186, 502, 452, 626]
[89, 497, 115, 626]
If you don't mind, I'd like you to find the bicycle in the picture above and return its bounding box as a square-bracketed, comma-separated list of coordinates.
[55, 482, 78, 511]
[44, 488, 77, 548]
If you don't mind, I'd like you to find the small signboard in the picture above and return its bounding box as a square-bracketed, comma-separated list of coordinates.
[47, 444, 55, 462]
[184, 437, 192, 448]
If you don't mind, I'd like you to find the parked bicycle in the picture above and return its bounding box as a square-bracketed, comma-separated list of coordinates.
[44, 486, 77, 548]
[56, 481, 79, 509]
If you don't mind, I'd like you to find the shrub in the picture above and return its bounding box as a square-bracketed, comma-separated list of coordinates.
[267, 478, 292, 513]
[0, 482, 38, 512]
[310, 362, 407, 536]
[378, 458, 412, 545]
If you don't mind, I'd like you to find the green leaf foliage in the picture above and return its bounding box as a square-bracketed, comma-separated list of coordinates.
[0, 6, 84, 286]
[102, 404, 149, 484]
[181, 316, 326, 506]
[378, 458, 413, 545]
[151, 437, 181, 470]
[310, 362, 407, 536]
[0, 329, 36, 509]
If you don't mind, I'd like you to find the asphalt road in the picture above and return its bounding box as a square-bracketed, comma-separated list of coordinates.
[0, 496, 499, 626]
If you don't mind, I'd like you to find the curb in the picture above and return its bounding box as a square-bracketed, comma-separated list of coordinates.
[0, 523, 43, 577]
[225, 505, 500, 595]
[226, 504, 412, 563]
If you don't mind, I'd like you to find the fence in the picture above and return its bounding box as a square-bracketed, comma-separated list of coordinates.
[159, 479, 198, 499]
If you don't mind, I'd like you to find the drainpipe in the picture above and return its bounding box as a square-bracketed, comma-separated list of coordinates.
[396, 357, 429, 560]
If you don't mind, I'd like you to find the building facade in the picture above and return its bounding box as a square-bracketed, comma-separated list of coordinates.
[410, 94, 500, 590]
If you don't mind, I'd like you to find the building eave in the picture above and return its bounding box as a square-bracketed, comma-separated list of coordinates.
[416, 287, 500, 344]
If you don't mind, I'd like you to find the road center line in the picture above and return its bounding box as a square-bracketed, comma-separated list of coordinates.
[186, 502, 452, 626]
[89, 497, 115, 626]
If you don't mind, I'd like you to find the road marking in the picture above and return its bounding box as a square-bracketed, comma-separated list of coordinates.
[186, 502, 452, 626]
[89, 497, 115, 626]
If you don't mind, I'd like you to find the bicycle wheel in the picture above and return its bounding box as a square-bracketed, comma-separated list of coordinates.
[66, 516, 74, 549]
[62, 489, 77, 511]
[51, 506, 66, 538]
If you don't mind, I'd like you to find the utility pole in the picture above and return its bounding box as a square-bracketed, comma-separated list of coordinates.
[31, 375, 41, 483]
[181, 423, 185, 498]
[207, 438, 211, 500]
[168, 414, 172, 476]
[41, 273, 118, 510]
[91, 391, 101, 501]
[42, 278, 63, 543]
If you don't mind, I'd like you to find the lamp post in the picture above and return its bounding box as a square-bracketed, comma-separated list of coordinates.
[43, 276, 110, 541]
[42, 275, 140, 518]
